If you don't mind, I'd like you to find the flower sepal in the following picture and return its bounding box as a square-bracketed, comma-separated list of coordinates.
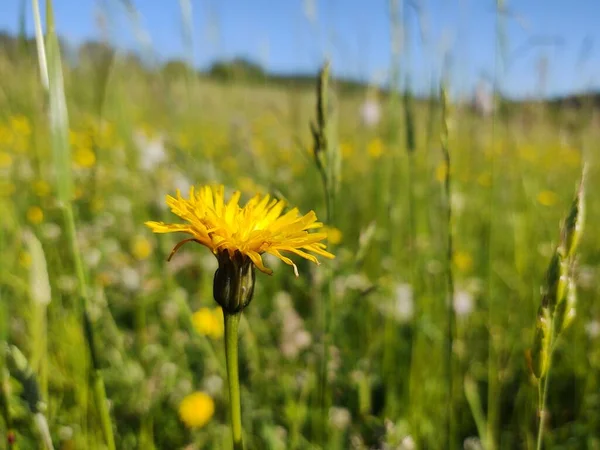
[213, 251, 256, 314]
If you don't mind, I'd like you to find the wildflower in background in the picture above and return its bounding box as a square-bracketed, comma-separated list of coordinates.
[0, 181, 15, 196]
[585, 320, 600, 339]
[33, 180, 51, 197]
[0, 151, 12, 168]
[453, 250, 473, 272]
[73, 147, 96, 168]
[339, 142, 354, 159]
[134, 129, 166, 172]
[323, 226, 343, 245]
[178, 391, 215, 429]
[360, 97, 381, 128]
[131, 236, 153, 261]
[10, 115, 31, 137]
[27, 206, 44, 225]
[392, 283, 414, 323]
[477, 172, 492, 187]
[367, 138, 384, 159]
[192, 307, 224, 339]
[435, 161, 448, 183]
[19, 251, 32, 269]
[453, 290, 474, 318]
[537, 190, 558, 207]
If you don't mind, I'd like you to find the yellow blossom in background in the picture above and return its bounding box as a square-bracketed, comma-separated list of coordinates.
[132, 236, 153, 261]
[537, 190, 558, 207]
[435, 162, 448, 183]
[367, 138, 383, 159]
[323, 226, 342, 245]
[340, 142, 354, 159]
[477, 172, 492, 187]
[19, 251, 32, 269]
[178, 392, 215, 429]
[0, 152, 13, 168]
[27, 206, 44, 225]
[33, 180, 51, 197]
[90, 197, 105, 213]
[0, 182, 15, 197]
[192, 307, 224, 339]
[146, 185, 334, 276]
[453, 250, 473, 272]
[73, 147, 96, 168]
[10, 115, 31, 137]
[74, 186, 84, 200]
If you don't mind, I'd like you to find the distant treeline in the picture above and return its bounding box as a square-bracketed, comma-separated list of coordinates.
[1, 31, 599, 108]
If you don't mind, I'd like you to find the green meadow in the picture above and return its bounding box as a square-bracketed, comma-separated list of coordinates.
[0, 3, 598, 449]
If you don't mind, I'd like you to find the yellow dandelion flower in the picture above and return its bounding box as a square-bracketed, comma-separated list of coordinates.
[27, 206, 44, 225]
[323, 226, 342, 245]
[33, 180, 51, 197]
[178, 392, 215, 429]
[537, 190, 558, 207]
[453, 250, 473, 272]
[132, 236, 153, 261]
[0, 151, 13, 168]
[192, 307, 224, 339]
[73, 148, 96, 168]
[367, 138, 384, 159]
[145, 185, 334, 276]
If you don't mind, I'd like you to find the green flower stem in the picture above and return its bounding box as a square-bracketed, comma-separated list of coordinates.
[224, 312, 244, 450]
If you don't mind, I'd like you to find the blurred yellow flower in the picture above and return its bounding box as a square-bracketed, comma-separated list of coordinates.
[323, 226, 343, 245]
[27, 206, 44, 225]
[146, 185, 334, 276]
[435, 162, 448, 183]
[367, 138, 383, 159]
[0, 152, 13, 168]
[19, 251, 32, 269]
[453, 251, 473, 272]
[0, 182, 15, 196]
[33, 180, 51, 197]
[73, 147, 96, 168]
[477, 172, 492, 187]
[10, 115, 31, 136]
[340, 142, 354, 159]
[90, 197, 105, 213]
[132, 237, 153, 261]
[178, 391, 215, 429]
[537, 190, 558, 207]
[192, 307, 224, 339]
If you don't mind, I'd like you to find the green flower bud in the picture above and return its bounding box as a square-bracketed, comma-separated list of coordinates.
[532, 306, 551, 379]
[213, 251, 256, 314]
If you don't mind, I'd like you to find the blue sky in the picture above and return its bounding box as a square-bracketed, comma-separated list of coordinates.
[0, 0, 598, 98]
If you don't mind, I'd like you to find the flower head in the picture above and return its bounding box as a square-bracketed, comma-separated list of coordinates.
[178, 391, 215, 429]
[145, 185, 334, 276]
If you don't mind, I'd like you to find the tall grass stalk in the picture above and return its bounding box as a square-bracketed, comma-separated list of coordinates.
[31, 1, 116, 448]
[310, 61, 339, 442]
[486, 1, 507, 447]
[533, 171, 585, 450]
[440, 84, 456, 448]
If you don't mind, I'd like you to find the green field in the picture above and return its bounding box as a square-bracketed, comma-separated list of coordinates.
[0, 5, 599, 450]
